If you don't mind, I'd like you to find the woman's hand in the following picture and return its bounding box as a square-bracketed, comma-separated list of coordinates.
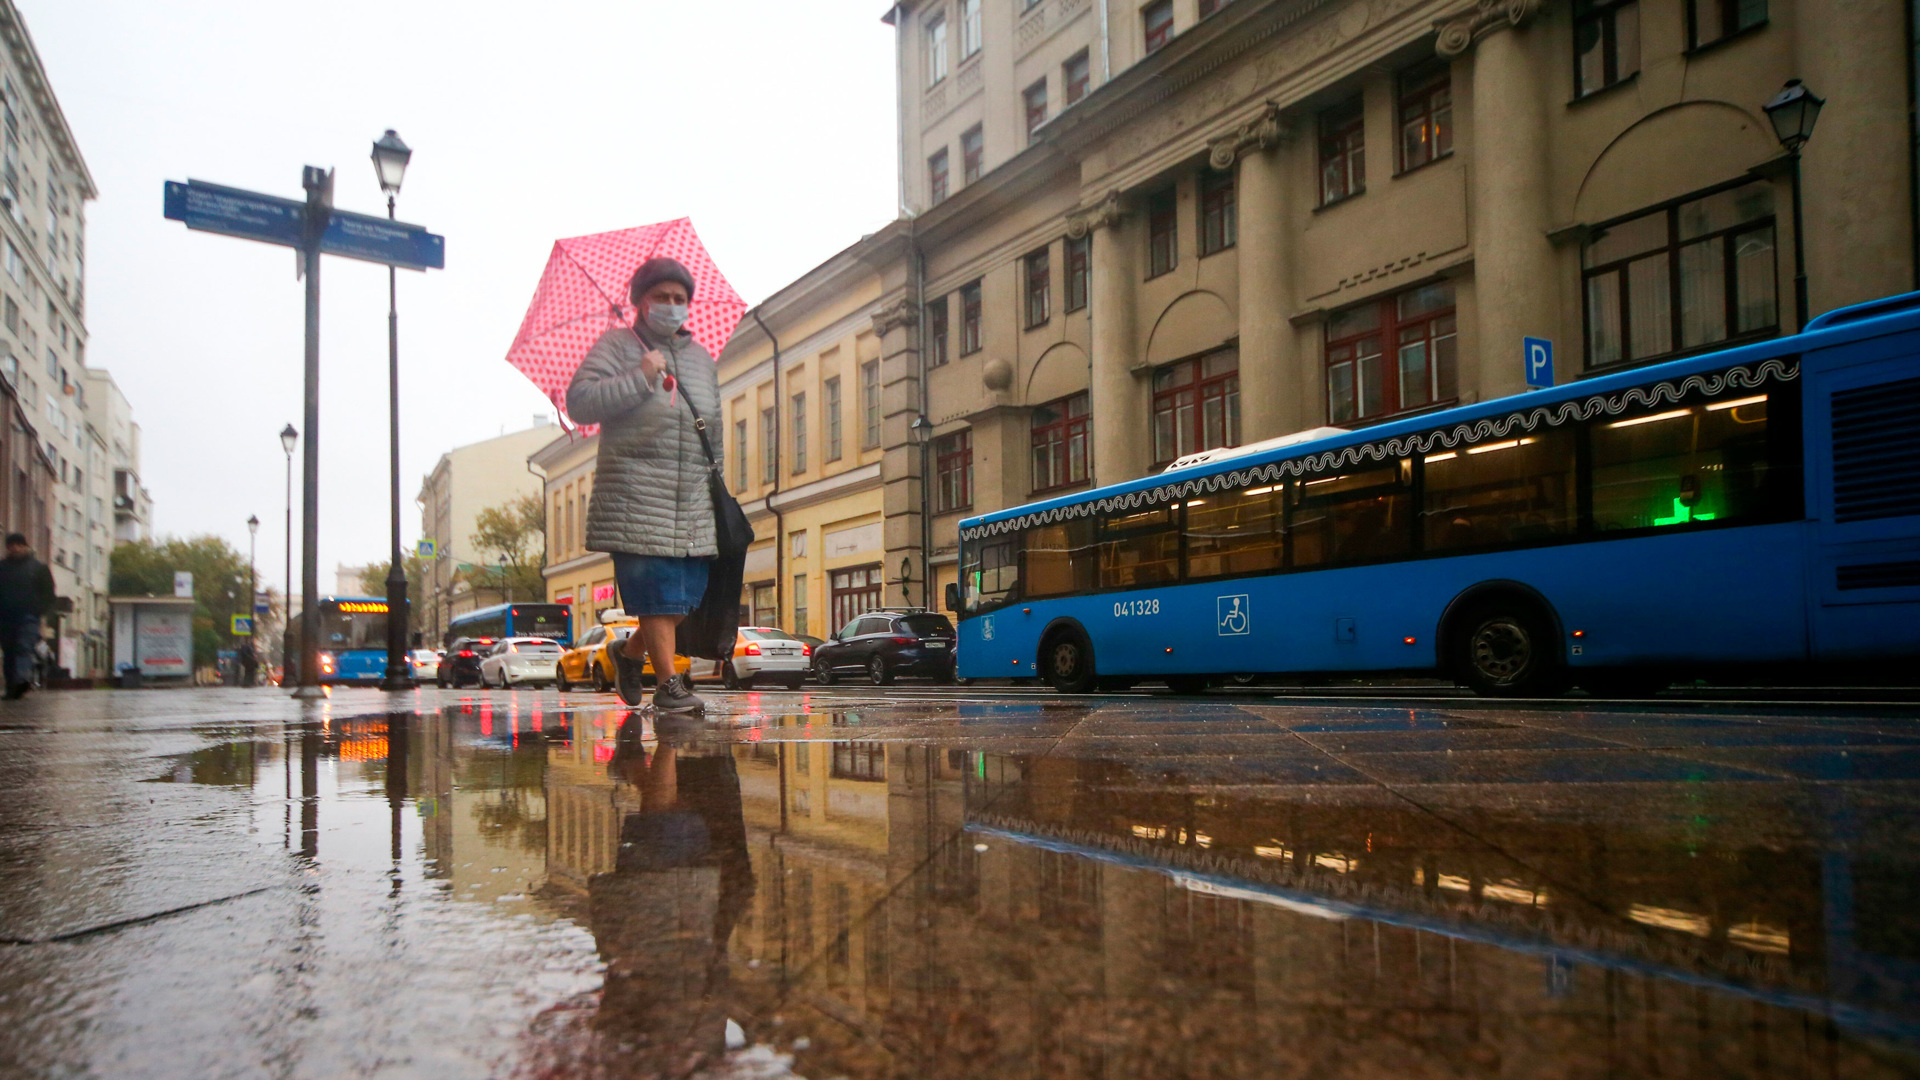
[640, 348, 667, 384]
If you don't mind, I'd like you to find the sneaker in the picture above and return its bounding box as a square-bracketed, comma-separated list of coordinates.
[612, 647, 649, 708]
[653, 674, 705, 713]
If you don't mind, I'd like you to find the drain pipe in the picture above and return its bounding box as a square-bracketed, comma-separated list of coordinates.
[751, 306, 785, 630]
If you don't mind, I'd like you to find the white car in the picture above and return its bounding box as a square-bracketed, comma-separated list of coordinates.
[409, 648, 442, 681]
[687, 626, 811, 690]
[478, 637, 562, 688]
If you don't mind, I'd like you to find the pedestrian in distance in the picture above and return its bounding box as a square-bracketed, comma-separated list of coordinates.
[566, 257, 722, 714]
[237, 640, 259, 688]
[0, 532, 56, 700]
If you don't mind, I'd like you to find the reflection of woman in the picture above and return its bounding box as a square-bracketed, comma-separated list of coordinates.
[585, 716, 753, 1067]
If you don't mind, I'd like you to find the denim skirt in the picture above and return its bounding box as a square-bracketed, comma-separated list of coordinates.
[612, 553, 711, 616]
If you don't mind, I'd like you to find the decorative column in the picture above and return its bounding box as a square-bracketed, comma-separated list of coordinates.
[1070, 191, 1145, 487]
[1441, 0, 1555, 399]
[1213, 103, 1300, 440]
[872, 296, 922, 606]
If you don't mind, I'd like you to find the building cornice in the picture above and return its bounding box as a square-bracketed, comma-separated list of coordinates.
[739, 461, 883, 518]
[719, 222, 910, 364]
[1433, 0, 1540, 56]
[0, 0, 94, 198]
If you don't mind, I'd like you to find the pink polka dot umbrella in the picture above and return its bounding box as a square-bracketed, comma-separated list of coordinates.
[506, 218, 747, 432]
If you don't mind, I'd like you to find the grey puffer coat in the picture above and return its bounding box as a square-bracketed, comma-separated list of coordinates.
[566, 324, 723, 559]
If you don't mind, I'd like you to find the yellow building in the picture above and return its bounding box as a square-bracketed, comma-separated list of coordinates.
[531, 430, 613, 643]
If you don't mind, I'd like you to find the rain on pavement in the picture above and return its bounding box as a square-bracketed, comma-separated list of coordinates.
[2, 685, 1918, 1079]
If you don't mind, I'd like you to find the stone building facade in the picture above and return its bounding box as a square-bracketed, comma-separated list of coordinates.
[415, 419, 560, 645]
[873, 0, 1913, 600]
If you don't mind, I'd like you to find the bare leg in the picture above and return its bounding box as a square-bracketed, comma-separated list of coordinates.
[624, 614, 683, 682]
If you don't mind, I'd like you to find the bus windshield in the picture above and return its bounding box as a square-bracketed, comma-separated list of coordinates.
[321, 600, 388, 650]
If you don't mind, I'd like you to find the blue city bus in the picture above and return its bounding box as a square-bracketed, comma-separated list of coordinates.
[952, 291, 1920, 696]
[444, 602, 573, 648]
[307, 596, 392, 685]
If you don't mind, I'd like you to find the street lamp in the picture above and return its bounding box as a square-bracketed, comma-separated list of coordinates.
[372, 129, 414, 690]
[246, 515, 259, 687]
[497, 553, 510, 604]
[1762, 79, 1824, 330]
[279, 424, 296, 684]
[909, 413, 933, 608]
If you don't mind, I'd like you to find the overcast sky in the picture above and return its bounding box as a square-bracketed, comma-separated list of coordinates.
[27, 0, 900, 594]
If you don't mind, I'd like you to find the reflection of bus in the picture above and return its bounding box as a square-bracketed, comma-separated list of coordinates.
[289, 596, 392, 685]
[445, 602, 572, 648]
[953, 291, 1920, 697]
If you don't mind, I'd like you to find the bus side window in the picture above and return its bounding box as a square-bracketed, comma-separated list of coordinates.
[1098, 506, 1180, 589]
[1423, 427, 1577, 552]
[962, 538, 1020, 611]
[1591, 394, 1771, 531]
[1026, 519, 1097, 597]
[1291, 463, 1412, 569]
[1185, 485, 1284, 579]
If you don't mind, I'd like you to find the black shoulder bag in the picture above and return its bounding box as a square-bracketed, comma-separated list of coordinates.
[660, 344, 755, 660]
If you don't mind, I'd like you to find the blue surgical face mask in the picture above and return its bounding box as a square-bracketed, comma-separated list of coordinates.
[644, 302, 689, 336]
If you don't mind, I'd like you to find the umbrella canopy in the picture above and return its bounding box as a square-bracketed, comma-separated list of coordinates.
[507, 218, 748, 428]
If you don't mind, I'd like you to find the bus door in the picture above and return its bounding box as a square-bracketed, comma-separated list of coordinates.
[1804, 332, 1920, 661]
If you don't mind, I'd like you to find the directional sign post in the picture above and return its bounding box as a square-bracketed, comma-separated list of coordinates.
[164, 170, 444, 697]
[1524, 336, 1555, 390]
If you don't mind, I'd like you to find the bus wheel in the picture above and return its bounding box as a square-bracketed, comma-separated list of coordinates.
[1040, 626, 1097, 694]
[1452, 601, 1566, 697]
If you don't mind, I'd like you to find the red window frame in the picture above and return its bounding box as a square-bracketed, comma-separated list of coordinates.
[928, 149, 949, 205]
[1063, 50, 1090, 105]
[1318, 95, 1365, 205]
[1146, 188, 1177, 278]
[1143, 0, 1174, 53]
[1030, 392, 1089, 493]
[960, 125, 983, 184]
[935, 429, 973, 513]
[1199, 169, 1235, 256]
[1023, 80, 1048, 143]
[1396, 57, 1452, 173]
[960, 281, 982, 355]
[830, 564, 882, 632]
[1324, 280, 1457, 425]
[1064, 234, 1089, 312]
[1024, 247, 1050, 328]
[1151, 348, 1239, 468]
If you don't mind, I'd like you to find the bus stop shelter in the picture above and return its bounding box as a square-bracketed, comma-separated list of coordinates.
[108, 597, 196, 686]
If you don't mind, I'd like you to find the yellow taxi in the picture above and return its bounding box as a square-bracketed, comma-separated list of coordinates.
[554, 616, 690, 693]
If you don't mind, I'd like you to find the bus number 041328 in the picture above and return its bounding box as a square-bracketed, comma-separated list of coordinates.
[1114, 599, 1161, 617]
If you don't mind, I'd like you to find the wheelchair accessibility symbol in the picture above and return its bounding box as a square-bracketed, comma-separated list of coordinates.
[1216, 595, 1250, 636]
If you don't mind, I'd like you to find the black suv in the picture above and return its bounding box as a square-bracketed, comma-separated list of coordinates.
[812, 609, 956, 685]
[437, 637, 491, 688]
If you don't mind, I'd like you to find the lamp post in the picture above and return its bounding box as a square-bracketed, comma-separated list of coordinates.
[246, 515, 259, 686]
[372, 129, 414, 690]
[910, 413, 933, 608]
[1762, 79, 1825, 330]
[497, 553, 511, 605]
[280, 424, 296, 683]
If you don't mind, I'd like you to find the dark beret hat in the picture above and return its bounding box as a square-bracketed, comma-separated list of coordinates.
[628, 257, 696, 307]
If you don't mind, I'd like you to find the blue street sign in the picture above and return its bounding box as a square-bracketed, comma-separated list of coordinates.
[1524, 336, 1554, 389]
[416, 539, 437, 559]
[164, 179, 445, 270]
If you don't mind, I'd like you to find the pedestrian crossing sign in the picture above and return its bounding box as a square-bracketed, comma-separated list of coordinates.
[416, 539, 437, 559]
[230, 615, 254, 636]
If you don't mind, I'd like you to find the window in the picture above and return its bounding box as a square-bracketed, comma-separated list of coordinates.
[1024, 247, 1050, 328]
[961, 125, 984, 184]
[1146, 188, 1177, 277]
[733, 417, 748, 490]
[1689, 0, 1765, 48]
[1593, 393, 1780, 531]
[960, 0, 981, 57]
[1143, 0, 1174, 53]
[935, 429, 973, 512]
[1030, 392, 1089, 492]
[1325, 280, 1457, 424]
[927, 296, 949, 367]
[960, 280, 982, 354]
[1199, 170, 1236, 256]
[752, 583, 776, 627]
[1424, 428, 1577, 551]
[1583, 180, 1777, 369]
[1063, 50, 1091, 106]
[1185, 484, 1284, 579]
[1290, 462, 1413, 569]
[824, 376, 843, 461]
[792, 573, 808, 637]
[1151, 348, 1239, 467]
[961, 536, 1022, 610]
[1319, 95, 1365, 205]
[1064, 234, 1090, 312]
[832, 742, 887, 782]
[791, 391, 808, 473]
[1023, 80, 1048, 143]
[4, 240, 18, 284]
[929, 148, 949, 205]
[926, 13, 948, 85]
[1574, 0, 1639, 97]
[1098, 504, 1179, 589]
[830, 565, 883, 630]
[761, 407, 777, 484]
[1397, 57, 1452, 172]
[3, 295, 14, 332]
[861, 360, 881, 448]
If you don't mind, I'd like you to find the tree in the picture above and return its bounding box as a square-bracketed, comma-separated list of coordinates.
[358, 555, 431, 642]
[109, 537, 255, 667]
[469, 493, 546, 602]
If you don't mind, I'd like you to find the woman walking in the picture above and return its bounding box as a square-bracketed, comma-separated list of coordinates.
[567, 257, 722, 712]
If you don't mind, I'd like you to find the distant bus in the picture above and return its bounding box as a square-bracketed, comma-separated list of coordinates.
[952, 291, 1920, 696]
[445, 602, 572, 648]
[286, 596, 392, 685]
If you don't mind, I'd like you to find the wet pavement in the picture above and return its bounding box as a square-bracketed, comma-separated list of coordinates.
[2, 685, 1919, 1078]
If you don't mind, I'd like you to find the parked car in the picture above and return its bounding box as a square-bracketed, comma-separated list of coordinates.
[686, 627, 810, 690]
[478, 637, 562, 688]
[811, 609, 957, 685]
[409, 648, 441, 682]
[796, 635, 827, 681]
[556, 620, 635, 692]
[438, 637, 491, 688]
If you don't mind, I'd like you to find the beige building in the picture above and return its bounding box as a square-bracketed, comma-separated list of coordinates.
[532, 430, 611, 642]
[871, 0, 1913, 592]
[416, 418, 560, 644]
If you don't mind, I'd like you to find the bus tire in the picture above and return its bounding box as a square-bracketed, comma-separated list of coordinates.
[1039, 624, 1098, 694]
[1450, 599, 1567, 697]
